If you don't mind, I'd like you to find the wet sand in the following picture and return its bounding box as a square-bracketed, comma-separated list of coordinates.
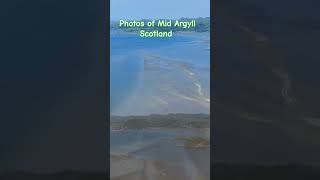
[110, 128, 210, 180]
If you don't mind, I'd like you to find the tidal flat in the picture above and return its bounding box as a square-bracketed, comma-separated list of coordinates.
[110, 116, 210, 180]
[110, 31, 210, 179]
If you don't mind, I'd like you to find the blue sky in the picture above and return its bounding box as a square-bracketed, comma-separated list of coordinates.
[111, 0, 210, 20]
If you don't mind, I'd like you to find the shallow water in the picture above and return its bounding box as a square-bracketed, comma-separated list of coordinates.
[110, 31, 210, 179]
[110, 129, 210, 180]
[110, 32, 210, 115]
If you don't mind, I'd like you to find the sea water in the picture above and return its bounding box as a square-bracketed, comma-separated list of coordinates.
[110, 31, 210, 115]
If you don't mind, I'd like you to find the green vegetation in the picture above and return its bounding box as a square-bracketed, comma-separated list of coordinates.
[110, 113, 210, 130]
